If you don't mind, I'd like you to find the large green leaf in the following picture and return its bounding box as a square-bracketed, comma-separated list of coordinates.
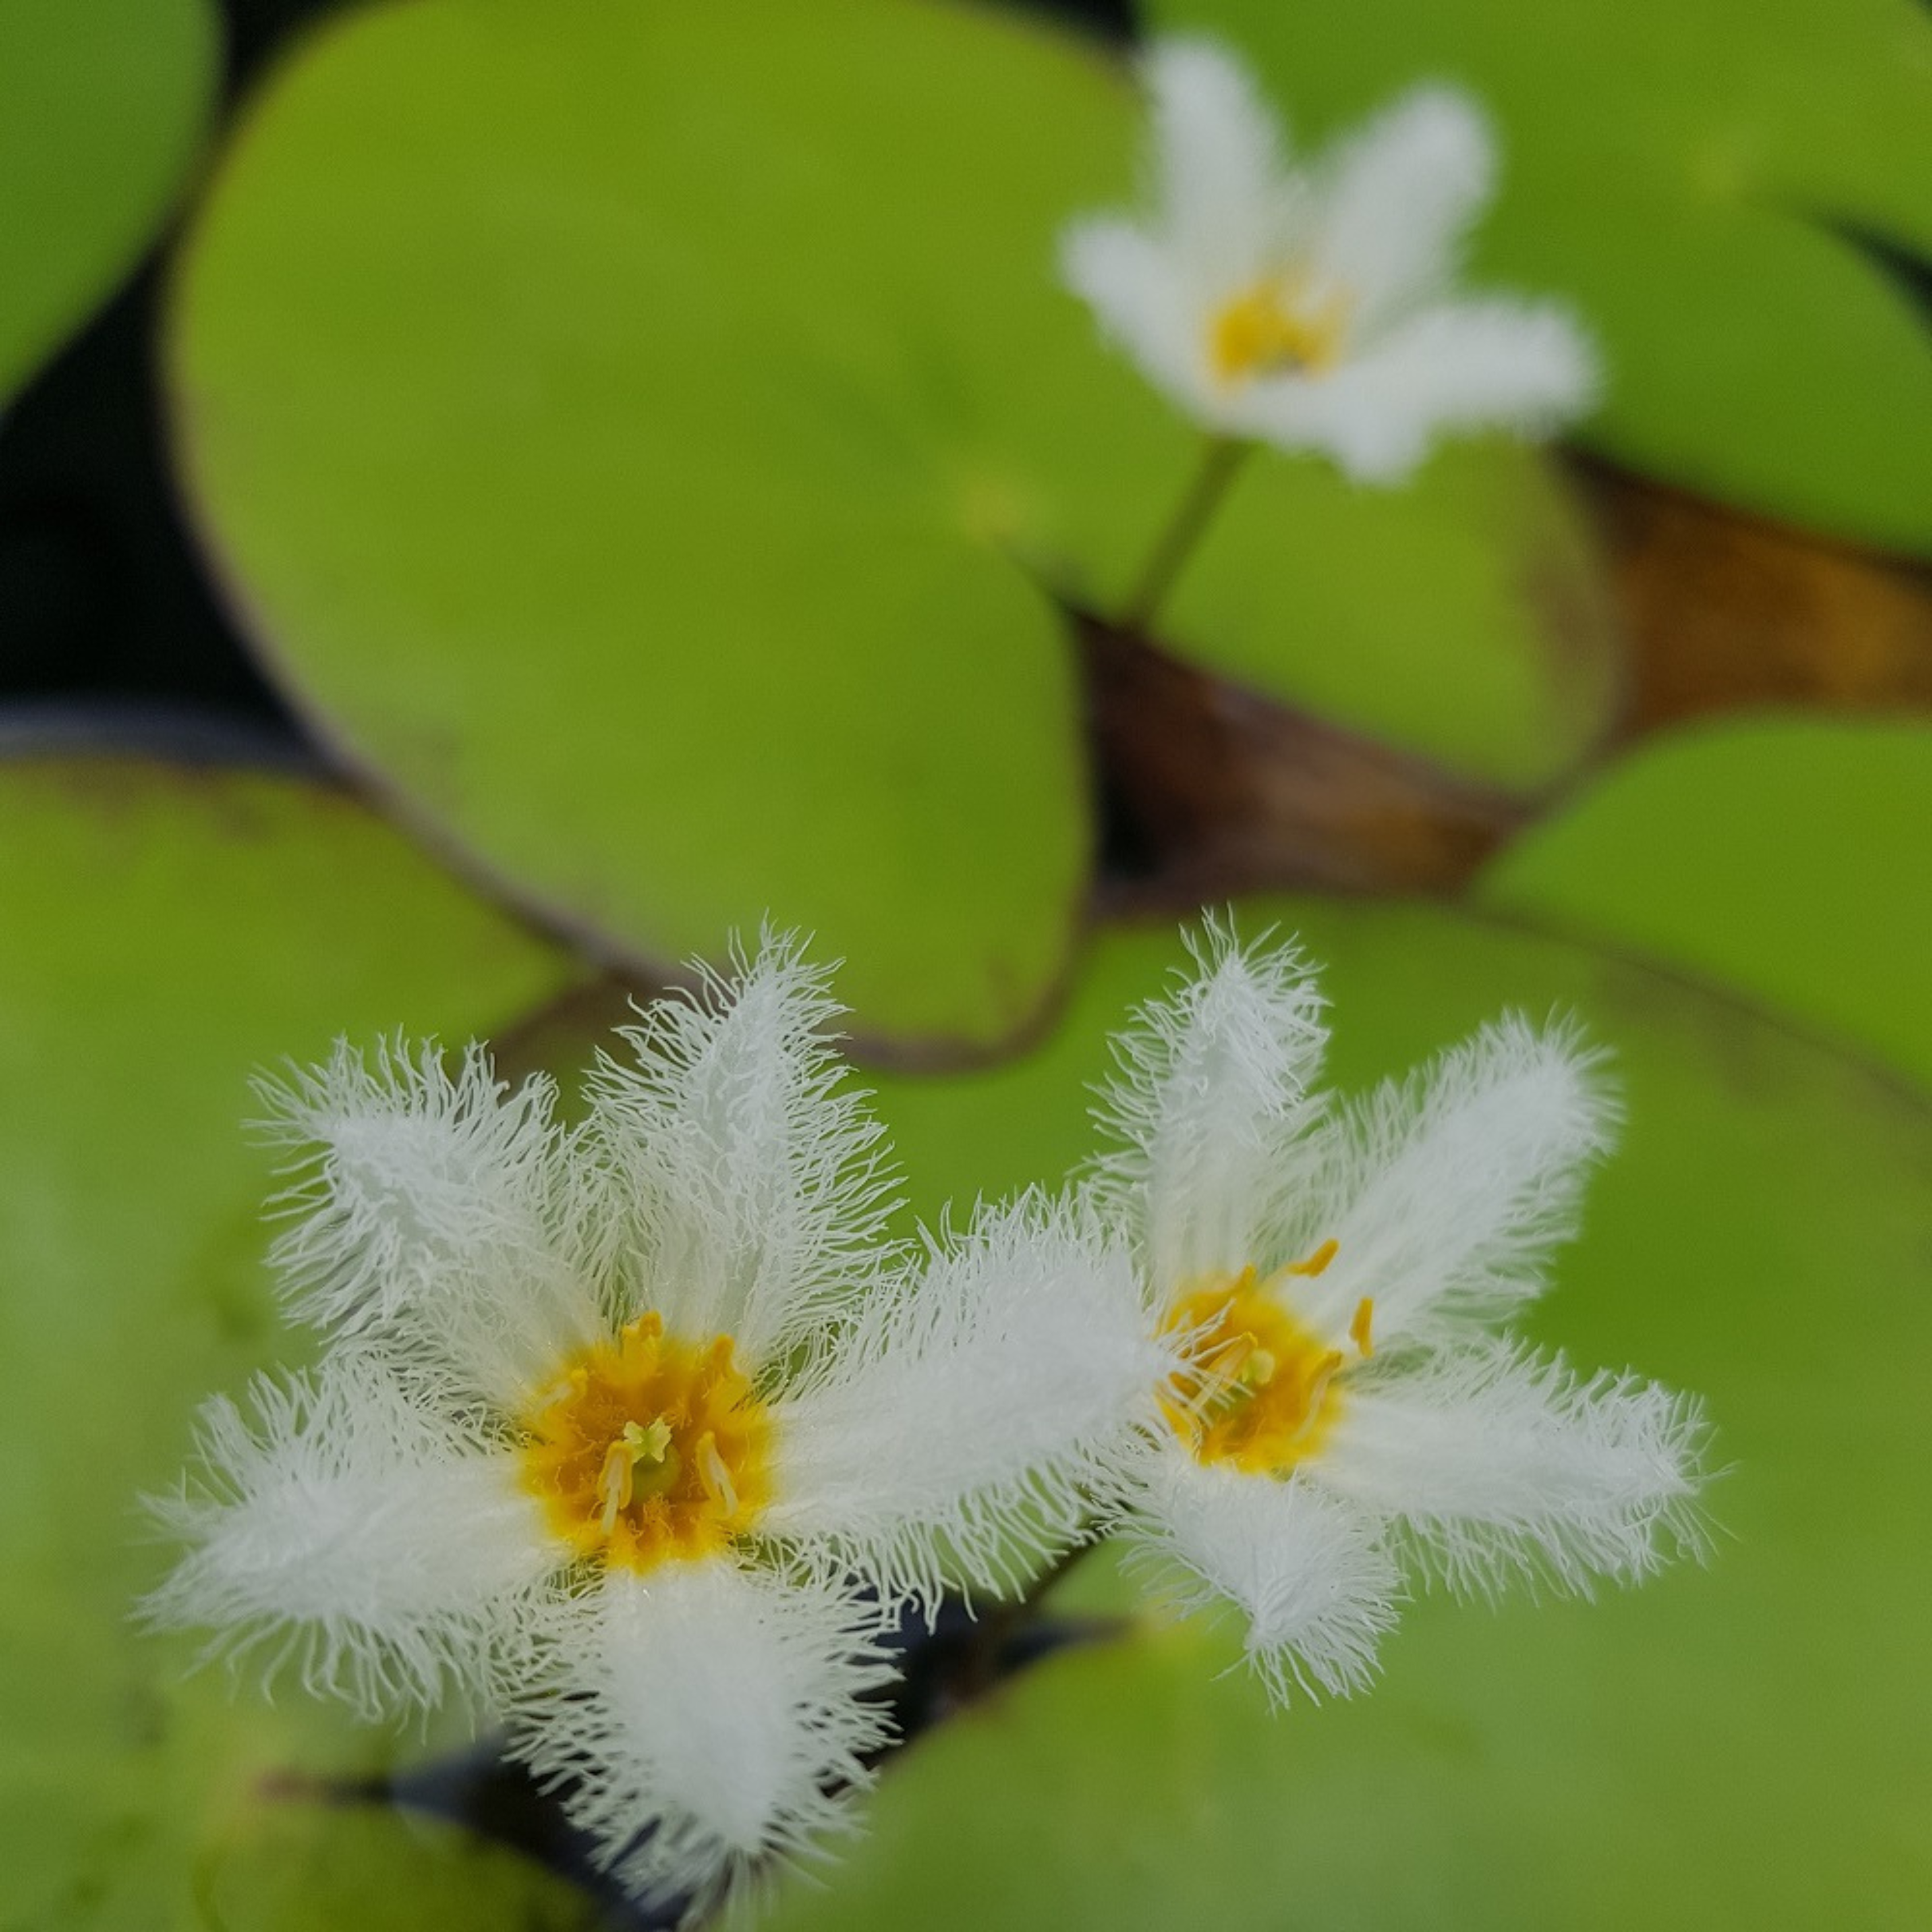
[785, 902, 1932, 1929]
[170, 0, 1615, 1061]
[1477, 716, 1932, 1094]
[1149, 0, 1932, 556]
[0, 754, 591, 1929]
[0, 0, 218, 401]
[170, 0, 1103, 1052]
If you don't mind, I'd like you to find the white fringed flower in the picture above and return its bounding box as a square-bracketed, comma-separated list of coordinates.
[1061, 37, 1597, 480]
[147, 939, 1168, 1915]
[1086, 926, 1709, 1703]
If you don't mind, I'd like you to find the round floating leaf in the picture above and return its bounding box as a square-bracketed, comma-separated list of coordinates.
[0, 755, 589, 1928]
[1478, 716, 1932, 1093]
[1149, 0, 1932, 555]
[172, 0, 1617, 1060]
[171, 0, 1108, 1051]
[0, 0, 218, 401]
[797, 902, 1932, 1928]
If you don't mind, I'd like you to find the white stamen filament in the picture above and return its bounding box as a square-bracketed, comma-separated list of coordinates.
[597, 1441, 633, 1536]
[698, 1433, 738, 1516]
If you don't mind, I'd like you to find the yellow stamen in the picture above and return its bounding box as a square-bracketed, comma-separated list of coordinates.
[518, 1315, 772, 1572]
[1160, 1251, 1352, 1475]
[1350, 1296, 1375, 1358]
[1298, 1351, 1345, 1432]
[534, 1365, 588, 1413]
[1208, 279, 1350, 387]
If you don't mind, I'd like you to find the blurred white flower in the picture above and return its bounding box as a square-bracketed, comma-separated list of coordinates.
[1061, 38, 1598, 481]
[1086, 925, 1709, 1702]
[146, 939, 1165, 1914]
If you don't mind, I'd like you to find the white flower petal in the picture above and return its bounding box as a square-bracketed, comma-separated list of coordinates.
[255, 1036, 603, 1409]
[1310, 85, 1495, 330]
[764, 1195, 1171, 1608]
[1144, 36, 1300, 286]
[1061, 38, 1317, 429]
[1242, 297, 1598, 482]
[255, 1037, 564, 1332]
[142, 1360, 552, 1720]
[1318, 1342, 1711, 1599]
[584, 934, 898, 1363]
[1060, 218, 1217, 422]
[517, 1561, 894, 1914]
[1091, 919, 1327, 1288]
[1294, 1013, 1617, 1345]
[1121, 1446, 1401, 1704]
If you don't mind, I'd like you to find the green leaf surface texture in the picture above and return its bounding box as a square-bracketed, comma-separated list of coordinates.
[0, 756, 588, 1929]
[1479, 717, 1932, 1093]
[0, 0, 218, 401]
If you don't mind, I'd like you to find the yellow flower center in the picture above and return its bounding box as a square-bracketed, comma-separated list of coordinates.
[1161, 1242, 1372, 1475]
[518, 1313, 773, 1571]
[1208, 278, 1349, 387]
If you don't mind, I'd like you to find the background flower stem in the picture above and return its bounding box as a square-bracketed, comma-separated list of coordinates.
[1121, 435, 1249, 633]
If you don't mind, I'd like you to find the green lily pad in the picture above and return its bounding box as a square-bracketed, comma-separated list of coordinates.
[785, 900, 1932, 1928]
[1149, 0, 1932, 556]
[0, 0, 218, 402]
[1477, 716, 1932, 1093]
[171, 0, 1618, 1056]
[169, 0, 1104, 1052]
[0, 754, 591, 1928]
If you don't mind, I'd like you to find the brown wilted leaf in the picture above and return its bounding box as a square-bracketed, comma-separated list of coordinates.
[1573, 455, 1932, 738]
[1076, 611, 1529, 910]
